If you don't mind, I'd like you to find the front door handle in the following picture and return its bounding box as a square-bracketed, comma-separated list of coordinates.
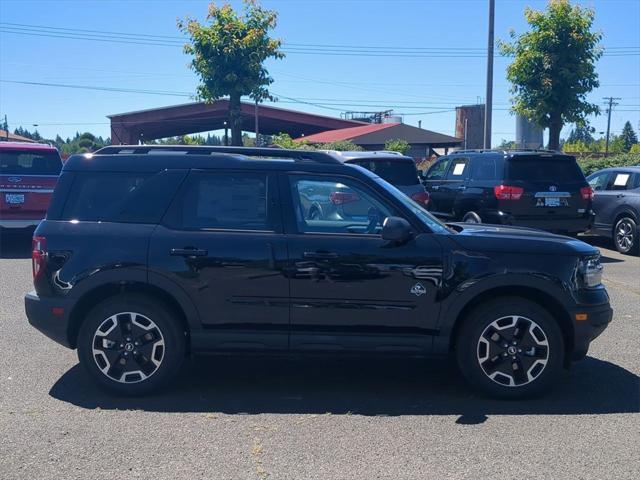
[457, 185, 467, 191]
[303, 251, 338, 260]
[170, 247, 208, 257]
[432, 185, 440, 190]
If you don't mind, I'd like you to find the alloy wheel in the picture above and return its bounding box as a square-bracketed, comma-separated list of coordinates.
[615, 219, 635, 253]
[477, 315, 549, 387]
[92, 312, 165, 383]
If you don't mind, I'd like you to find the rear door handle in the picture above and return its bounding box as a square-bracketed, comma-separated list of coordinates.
[303, 251, 338, 259]
[170, 247, 208, 257]
[432, 185, 440, 190]
[457, 185, 467, 191]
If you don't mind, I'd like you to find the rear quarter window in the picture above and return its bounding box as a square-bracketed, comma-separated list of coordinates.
[0, 149, 62, 175]
[61, 170, 187, 223]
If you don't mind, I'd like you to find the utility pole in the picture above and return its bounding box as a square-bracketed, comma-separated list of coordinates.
[483, 0, 495, 149]
[254, 99, 260, 147]
[603, 97, 621, 157]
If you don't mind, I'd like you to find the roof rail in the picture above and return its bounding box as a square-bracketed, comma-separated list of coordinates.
[93, 145, 342, 164]
[453, 148, 561, 154]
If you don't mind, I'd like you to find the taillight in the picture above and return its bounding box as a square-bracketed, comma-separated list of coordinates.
[410, 191, 430, 205]
[330, 191, 360, 205]
[580, 186, 594, 201]
[32, 236, 47, 282]
[494, 185, 524, 200]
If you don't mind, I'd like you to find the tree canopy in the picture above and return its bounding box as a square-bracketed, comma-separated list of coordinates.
[178, 0, 284, 146]
[501, 0, 602, 150]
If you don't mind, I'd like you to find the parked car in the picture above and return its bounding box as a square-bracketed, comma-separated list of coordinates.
[587, 166, 640, 255]
[422, 150, 595, 235]
[321, 150, 430, 206]
[25, 145, 611, 399]
[0, 142, 62, 231]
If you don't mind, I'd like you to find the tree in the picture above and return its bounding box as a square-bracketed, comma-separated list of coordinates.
[500, 0, 602, 150]
[620, 121, 638, 152]
[179, 1, 284, 146]
[566, 124, 595, 145]
[384, 139, 411, 155]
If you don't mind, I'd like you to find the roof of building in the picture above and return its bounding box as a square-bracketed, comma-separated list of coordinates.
[108, 100, 365, 144]
[296, 122, 461, 147]
[0, 130, 38, 144]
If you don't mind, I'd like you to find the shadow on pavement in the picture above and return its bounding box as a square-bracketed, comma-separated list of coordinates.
[0, 230, 33, 259]
[50, 356, 639, 422]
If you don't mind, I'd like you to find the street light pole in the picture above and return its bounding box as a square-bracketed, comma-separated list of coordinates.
[484, 0, 495, 149]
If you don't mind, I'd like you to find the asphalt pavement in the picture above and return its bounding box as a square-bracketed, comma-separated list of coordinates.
[0, 231, 638, 480]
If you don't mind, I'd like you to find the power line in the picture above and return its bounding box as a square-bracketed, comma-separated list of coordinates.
[1, 23, 638, 57]
[603, 96, 622, 156]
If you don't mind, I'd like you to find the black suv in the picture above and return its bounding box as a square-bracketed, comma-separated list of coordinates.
[423, 150, 595, 234]
[25, 146, 612, 398]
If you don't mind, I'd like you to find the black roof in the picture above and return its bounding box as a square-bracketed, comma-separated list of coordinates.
[64, 145, 360, 174]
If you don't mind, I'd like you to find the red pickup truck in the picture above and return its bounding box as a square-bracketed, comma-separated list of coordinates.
[0, 142, 62, 231]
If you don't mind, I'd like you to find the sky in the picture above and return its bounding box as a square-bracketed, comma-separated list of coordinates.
[0, 0, 638, 145]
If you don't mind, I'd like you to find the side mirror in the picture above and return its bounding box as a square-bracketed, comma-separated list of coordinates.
[381, 216, 412, 243]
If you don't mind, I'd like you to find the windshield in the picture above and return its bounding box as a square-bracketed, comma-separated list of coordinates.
[0, 149, 62, 175]
[369, 173, 451, 234]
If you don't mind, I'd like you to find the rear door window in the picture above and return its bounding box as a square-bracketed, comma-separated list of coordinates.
[607, 172, 633, 191]
[351, 159, 419, 186]
[506, 156, 584, 183]
[165, 171, 272, 231]
[0, 149, 62, 175]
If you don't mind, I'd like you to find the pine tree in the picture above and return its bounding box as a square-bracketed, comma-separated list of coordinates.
[620, 121, 638, 152]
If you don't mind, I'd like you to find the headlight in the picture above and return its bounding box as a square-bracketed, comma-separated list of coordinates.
[578, 254, 603, 288]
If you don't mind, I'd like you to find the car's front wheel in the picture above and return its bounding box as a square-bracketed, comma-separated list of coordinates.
[613, 216, 639, 255]
[456, 297, 564, 399]
[77, 294, 185, 396]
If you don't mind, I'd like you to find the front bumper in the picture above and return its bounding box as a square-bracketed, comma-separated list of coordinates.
[569, 287, 613, 361]
[25, 291, 74, 348]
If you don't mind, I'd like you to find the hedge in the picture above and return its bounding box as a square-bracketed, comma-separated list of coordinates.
[576, 153, 640, 176]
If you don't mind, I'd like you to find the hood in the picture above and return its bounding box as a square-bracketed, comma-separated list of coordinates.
[448, 223, 599, 257]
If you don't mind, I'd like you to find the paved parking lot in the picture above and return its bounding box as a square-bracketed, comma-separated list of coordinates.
[0, 231, 638, 480]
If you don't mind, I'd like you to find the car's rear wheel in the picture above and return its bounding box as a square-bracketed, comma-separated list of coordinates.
[77, 294, 185, 396]
[613, 216, 639, 255]
[456, 297, 564, 399]
[462, 211, 482, 224]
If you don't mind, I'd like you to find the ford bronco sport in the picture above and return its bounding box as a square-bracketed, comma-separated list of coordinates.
[25, 146, 612, 398]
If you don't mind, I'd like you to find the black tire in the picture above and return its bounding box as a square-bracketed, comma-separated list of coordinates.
[462, 211, 482, 224]
[456, 297, 564, 399]
[613, 216, 639, 255]
[77, 293, 185, 396]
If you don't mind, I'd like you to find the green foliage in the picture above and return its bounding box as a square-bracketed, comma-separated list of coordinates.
[497, 139, 518, 150]
[630, 144, 640, 154]
[270, 132, 301, 149]
[178, 1, 284, 146]
[577, 153, 640, 176]
[500, 0, 602, 150]
[566, 124, 595, 145]
[317, 140, 364, 151]
[620, 121, 638, 152]
[384, 138, 411, 155]
[150, 133, 223, 145]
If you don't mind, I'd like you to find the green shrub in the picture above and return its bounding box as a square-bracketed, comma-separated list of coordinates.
[384, 138, 411, 155]
[577, 153, 640, 176]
